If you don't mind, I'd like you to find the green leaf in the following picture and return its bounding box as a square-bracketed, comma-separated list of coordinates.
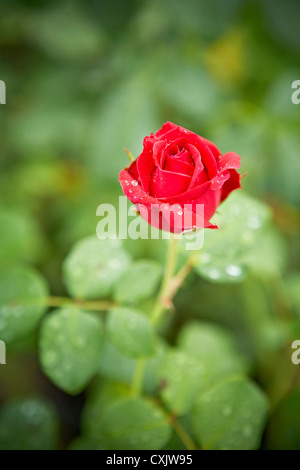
[0, 398, 59, 450]
[99, 398, 172, 450]
[98, 337, 166, 393]
[266, 386, 300, 450]
[81, 380, 130, 440]
[194, 192, 272, 283]
[113, 260, 162, 305]
[67, 436, 105, 450]
[98, 337, 135, 384]
[192, 377, 269, 450]
[158, 350, 207, 415]
[63, 236, 131, 300]
[107, 307, 156, 358]
[0, 265, 48, 343]
[195, 260, 248, 284]
[240, 227, 287, 277]
[177, 321, 248, 389]
[39, 307, 103, 394]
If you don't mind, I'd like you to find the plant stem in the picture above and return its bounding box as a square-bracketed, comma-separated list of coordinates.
[167, 253, 197, 302]
[130, 237, 198, 397]
[131, 358, 146, 397]
[27, 296, 115, 311]
[171, 418, 198, 450]
[130, 235, 179, 397]
[151, 235, 179, 326]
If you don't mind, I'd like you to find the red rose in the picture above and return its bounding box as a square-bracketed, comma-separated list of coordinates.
[119, 121, 241, 233]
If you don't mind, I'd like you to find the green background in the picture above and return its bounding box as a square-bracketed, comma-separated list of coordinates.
[0, 0, 300, 450]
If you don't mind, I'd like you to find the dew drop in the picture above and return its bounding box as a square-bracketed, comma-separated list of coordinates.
[226, 265, 243, 277]
[201, 253, 211, 264]
[131, 180, 138, 186]
[222, 405, 233, 417]
[207, 267, 221, 280]
[44, 350, 58, 366]
[242, 425, 253, 438]
[247, 216, 261, 230]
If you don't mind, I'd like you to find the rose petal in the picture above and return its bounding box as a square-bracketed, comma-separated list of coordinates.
[217, 151, 241, 171]
[220, 169, 241, 202]
[201, 137, 221, 159]
[119, 168, 217, 232]
[150, 166, 191, 198]
[155, 121, 177, 137]
[153, 139, 168, 167]
[160, 125, 218, 178]
[136, 135, 156, 193]
[210, 171, 231, 190]
[174, 148, 194, 166]
[164, 155, 194, 176]
[185, 143, 204, 189]
[160, 143, 179, 167]
[158, 180, 212, 204]
[128, 160, 140, 182]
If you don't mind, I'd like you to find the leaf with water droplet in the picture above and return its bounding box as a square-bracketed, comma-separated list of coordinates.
[195, 260, 247, 284]
[39, 307, 103, 394]
[63, 235, 131, 300]
[98, 337, 166, 394]
[193, 192, 276, 283]
[177, 321, 249, 390]
[239, 227, 287, 278]
[99, 398, 171, 450]
[81, 379, 130, 441]
[107, 307, 156, 358]
[192, 377, 269, 450]
[158, 349, 208, 415]
[0, 265, 48, 343]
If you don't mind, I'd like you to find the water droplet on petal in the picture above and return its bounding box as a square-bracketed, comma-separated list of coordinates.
[131, 180, 138, 186]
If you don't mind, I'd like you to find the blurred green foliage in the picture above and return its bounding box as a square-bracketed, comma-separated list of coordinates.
[0, 0, 300, 450]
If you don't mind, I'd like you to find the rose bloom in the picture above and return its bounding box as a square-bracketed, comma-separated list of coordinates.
[119, 122, 241, 233]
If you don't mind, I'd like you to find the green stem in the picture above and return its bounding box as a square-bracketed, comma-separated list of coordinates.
[25, 296, 115, 311]
[151, 235, 179, 326]
[130, 235, 179, 397]
[171, 418, 198, 451]
[131, 358, 146, 397]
